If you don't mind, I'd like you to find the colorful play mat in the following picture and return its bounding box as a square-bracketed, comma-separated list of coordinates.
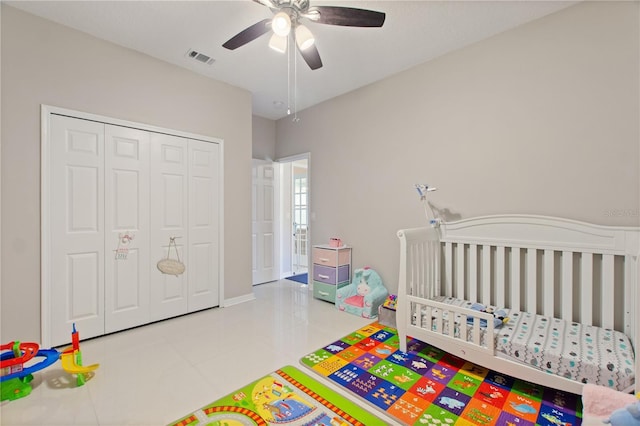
[300, 322, 583, 425]
[167, 365, 384, 425]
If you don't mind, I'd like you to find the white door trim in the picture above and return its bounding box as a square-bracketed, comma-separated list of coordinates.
[40, 104, 225, 346]
[275, 152, 311, 280]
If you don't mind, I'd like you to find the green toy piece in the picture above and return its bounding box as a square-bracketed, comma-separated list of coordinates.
[75, 350, 85, 386]
[1, 375, 33, 401]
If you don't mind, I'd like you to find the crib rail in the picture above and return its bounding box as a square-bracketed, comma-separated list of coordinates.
[399, 216, 638, 340]
[442, 244, 626, 328]
[438, 216, 638, 342]
[397, 215, 640, 393]
[408, 295, 496, 353]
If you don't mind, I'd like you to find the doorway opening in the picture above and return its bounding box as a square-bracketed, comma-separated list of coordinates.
[291, 159, 308, 276]
[277, 153, 310, 282]
[251, 153, 310, 286]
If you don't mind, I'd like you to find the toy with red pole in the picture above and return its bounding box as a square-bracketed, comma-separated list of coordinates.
[60, 323, 98, 386]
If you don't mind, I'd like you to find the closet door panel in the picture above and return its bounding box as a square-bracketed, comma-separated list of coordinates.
[104, 125, 150, 333]
[150, 134, 189, 321]
[50, 115, 105, 346]
[190, 243, 214, 296]
[46, 110, 222, 346]
[188, 140, 220, 311]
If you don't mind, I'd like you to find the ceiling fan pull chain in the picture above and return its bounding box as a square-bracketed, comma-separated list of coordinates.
[287, 32, 291, 115]
[293, 37, 300, 122]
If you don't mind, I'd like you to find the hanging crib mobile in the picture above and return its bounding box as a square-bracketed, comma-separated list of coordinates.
[415, 184, 439, 227]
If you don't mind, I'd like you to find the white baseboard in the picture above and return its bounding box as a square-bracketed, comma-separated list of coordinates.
[221, 292, 256, 308]
[281, 271, 293, 279]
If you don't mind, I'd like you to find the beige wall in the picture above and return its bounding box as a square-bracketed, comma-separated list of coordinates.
[276, 1, 640, 293]
[1, 5, 253, 342]
[252, 115, 276, 160]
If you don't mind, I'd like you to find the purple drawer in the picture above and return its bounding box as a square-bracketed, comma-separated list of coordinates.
[313, 264, 350, 285]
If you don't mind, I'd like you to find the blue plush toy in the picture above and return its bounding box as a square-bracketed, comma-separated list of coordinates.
[467, 303, 509, 328]
[604, 395, 640, 425]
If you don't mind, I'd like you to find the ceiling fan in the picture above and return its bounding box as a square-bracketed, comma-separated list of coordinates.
[222, 0, 386, 70]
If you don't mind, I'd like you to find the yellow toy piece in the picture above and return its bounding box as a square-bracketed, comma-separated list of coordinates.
[60, 351, 99, 375]
[60, 323, 99, 386]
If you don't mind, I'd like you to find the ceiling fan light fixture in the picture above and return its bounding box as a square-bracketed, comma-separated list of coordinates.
[272, 12, 291, 36]
[295, 24, 315, 50]
[268, 33, 287, 53]
[223, 1, 386, 70]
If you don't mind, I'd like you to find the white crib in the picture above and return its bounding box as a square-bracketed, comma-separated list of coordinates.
[396, 215, 639, 395]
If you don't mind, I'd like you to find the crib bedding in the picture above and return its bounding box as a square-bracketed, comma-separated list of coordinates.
[411, 296, 635, 391]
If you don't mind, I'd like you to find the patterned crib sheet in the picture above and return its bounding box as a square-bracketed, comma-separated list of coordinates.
[411, 296, 635, 391]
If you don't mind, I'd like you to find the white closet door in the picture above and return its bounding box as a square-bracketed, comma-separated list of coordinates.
[104, 125, 150, 333]
[50, 115, 105, 346]
[188, 139, 220, 311]
[149, 133, 189, 321]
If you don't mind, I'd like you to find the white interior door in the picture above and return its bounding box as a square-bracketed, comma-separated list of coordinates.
[149, 133, 189, 321]
[252, 160, 278, 285]
[188, 140, 220, 311]
[50, 115, 106, 346]
[104, 125, 150, 333]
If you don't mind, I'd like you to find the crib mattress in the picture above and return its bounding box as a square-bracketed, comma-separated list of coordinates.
[412, 296, 635, 391]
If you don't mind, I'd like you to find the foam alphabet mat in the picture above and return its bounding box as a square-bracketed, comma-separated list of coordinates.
[300, 322, 583, 425]
[167, 365, 384, 425]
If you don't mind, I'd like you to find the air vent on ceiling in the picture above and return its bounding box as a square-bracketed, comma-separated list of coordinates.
[186, 49, 215, 65]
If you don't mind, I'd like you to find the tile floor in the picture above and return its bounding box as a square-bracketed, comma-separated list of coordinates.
[1, 280, 397, 425]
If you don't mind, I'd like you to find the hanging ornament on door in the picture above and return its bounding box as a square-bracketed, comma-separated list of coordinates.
[157, 236, 185, 276]
[114, 231, 135, 260]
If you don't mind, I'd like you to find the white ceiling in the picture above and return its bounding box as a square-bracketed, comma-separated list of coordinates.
[7, 1, 577, 120]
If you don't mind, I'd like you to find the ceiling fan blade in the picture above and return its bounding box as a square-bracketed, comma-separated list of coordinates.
[298, 43, 323, 70]
[305, 6, 386, 27]
[252, 0, 277, 10]
[222, 19, 272, 50]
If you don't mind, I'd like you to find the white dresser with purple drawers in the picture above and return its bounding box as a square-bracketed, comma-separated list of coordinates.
[311, 244, 352, 303]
